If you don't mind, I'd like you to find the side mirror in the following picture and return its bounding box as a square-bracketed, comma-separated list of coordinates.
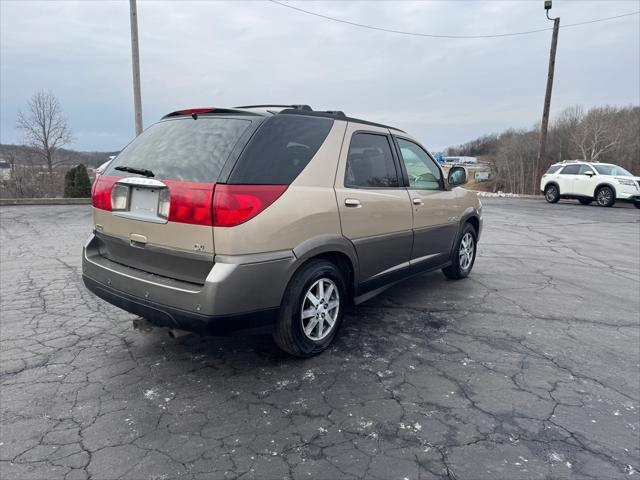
[585, 171, 594, 177]
[448, 166, 468, 187]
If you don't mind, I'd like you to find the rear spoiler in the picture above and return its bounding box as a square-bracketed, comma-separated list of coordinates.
[162, 107, 261, 119]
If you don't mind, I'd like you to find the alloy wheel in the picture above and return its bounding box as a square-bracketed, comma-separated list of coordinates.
[300, 278, 340, 341]
[597, 188, 612, 206]
[545, 186, 557, 202]
[459, 232, 475, 271]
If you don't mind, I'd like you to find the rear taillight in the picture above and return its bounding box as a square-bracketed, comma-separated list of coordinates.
[212, 185, 287, 227]
[92, 176, 121, 211]
[163, 181, 215, 226]
[92, 179, 284, 227]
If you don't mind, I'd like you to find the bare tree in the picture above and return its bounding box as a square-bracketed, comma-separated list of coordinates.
[571, 107, 619, 162]
[448, 105, 639, 196]
[16, 90, 73, 175]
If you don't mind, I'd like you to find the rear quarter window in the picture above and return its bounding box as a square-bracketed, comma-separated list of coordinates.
[228, 115, 333, 185]
[545, 165, 562, 174]
[560, 164, 581, 175]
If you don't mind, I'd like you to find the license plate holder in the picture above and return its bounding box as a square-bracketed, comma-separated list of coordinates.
[113, 186, 167, 223]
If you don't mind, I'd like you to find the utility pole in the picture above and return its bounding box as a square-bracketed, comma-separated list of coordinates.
[129, 0, 143, 136]
[535, 0, 559, 193]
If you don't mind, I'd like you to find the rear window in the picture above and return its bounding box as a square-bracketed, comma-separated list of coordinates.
[105, 117, 251, 183]
[546, 165, 562, 174]
[228, 115, 333, 185]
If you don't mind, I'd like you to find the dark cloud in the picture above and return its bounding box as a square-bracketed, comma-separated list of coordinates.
[1, 1, 638, 151]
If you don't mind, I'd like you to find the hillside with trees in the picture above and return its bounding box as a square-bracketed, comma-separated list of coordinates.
[0, 144, 115, 169]
[446, 105, 640, 195]
[0, 90, 116, 198]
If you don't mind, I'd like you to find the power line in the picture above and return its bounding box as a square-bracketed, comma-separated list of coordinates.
[268, 1, 640, 39]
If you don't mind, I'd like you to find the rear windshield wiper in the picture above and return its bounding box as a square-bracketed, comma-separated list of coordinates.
[114, 165, 155, 177]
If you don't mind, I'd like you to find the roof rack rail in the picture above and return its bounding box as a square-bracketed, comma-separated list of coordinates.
[277, 109, 404, 133]
[171, 104, 404, 133]
[234, 104, 313, 111]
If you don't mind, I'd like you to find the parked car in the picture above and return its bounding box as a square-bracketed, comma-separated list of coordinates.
[82, 105, 482, 356]
[541, 160, 640, 208]
[93, 157, 115, 182]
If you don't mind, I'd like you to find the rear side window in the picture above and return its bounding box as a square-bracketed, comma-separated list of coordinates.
[228, 115, 333, 184]
[546, 165, 562, 174]
[105, 117, 251, 183]
[345, 133, 399, 188]
[560, 164, 580, 174]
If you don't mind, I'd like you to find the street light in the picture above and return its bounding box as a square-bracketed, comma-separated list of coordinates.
[535, 0, 560, 193]
[545, 1, 558, 20]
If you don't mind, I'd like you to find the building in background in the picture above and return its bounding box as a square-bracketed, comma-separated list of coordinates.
[444, 156, 478, 164]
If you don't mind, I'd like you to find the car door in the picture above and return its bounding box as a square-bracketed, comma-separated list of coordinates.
[574, 164, 597, 196]
[557, 164, 581, 194]
[334, 123, 413, 291]
[393, 136, 460, 271]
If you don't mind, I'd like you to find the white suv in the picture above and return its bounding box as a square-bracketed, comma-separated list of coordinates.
[540, 161, 640, 208]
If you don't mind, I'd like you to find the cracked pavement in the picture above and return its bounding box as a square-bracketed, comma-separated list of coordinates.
[1, 198, 639, 480]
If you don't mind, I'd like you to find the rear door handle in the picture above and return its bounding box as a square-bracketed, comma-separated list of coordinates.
[344, 198, 361, 207]
[412, 198, 423, 205]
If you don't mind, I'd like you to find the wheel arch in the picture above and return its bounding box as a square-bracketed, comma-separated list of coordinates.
[290, 235, 359, 300]
[593, 182, 617, 198]
[459, 207, 482, 241]
[466, 215, 480, 236]
[544, 181, 560, 193]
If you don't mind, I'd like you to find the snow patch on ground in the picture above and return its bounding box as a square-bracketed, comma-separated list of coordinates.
[143, 389, 159, 400]
[476, 191, 520, 198]
[549, 452, 565, 463]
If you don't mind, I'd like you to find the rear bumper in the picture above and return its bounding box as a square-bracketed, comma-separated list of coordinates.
[82, 275, 277, 334]
[82, 233, 295, 333]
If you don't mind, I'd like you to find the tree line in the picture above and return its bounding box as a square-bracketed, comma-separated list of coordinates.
[446, 105, 640, 195]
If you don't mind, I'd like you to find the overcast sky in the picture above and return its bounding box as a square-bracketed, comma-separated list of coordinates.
[1, 0, 639, 152]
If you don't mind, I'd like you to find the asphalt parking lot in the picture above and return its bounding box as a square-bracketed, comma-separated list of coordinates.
[1, 198, 638, 480]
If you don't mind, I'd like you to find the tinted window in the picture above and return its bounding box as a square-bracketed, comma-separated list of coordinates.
[560, 164, 580, 175]
[578, 165, 595, 175]
[593, 164, 633, 176]
[106, 117, 251, 183]
[228, 115, 333, 184]
[345, 133, 399, 188]
[396, 138, 442, 190]
[546, 165, 562, 174]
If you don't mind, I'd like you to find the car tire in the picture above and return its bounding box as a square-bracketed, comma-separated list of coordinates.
[595, 186, 615, 207]
[579, 198, 592, 205]
[544, 184, 560, 203]
[442, 223, 477, 280]
[273, 259, 347, 357]
[635, 202, 640, 209]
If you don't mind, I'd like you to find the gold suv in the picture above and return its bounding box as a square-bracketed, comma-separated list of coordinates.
[83, 105, 482, 356]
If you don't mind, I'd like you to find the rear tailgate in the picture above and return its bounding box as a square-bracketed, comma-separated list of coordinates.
[91, 115, 254, 284]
